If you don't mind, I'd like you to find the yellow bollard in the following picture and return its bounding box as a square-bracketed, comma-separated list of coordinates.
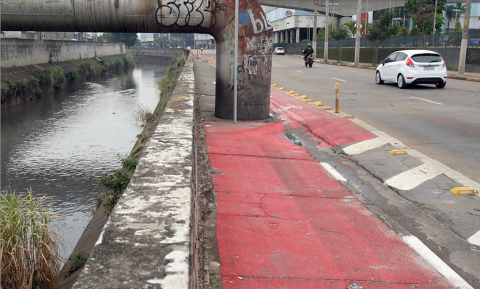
[272, 84, 278, 87]
[279, 87, 285, 91]
[289, 90, 296, 95]
[300, 95, 309, 99]
[314, 101, 324, 106]
[335, 80, 340, 113]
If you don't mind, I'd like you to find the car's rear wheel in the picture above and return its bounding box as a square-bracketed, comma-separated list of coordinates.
[397, 74, 407, 89]
[375, 71, 384, 84]
[435, 81, 446, 88]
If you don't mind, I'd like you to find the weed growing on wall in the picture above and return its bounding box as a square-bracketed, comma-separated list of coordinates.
[134, 105, 154, 127]
[64, 251, 88, 277]
[1, 190, 64, 289]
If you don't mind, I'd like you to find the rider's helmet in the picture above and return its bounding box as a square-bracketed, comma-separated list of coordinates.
[307, 43, 311, 47]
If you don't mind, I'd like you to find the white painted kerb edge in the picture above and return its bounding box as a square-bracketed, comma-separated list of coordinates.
[402, 235, 473, 289]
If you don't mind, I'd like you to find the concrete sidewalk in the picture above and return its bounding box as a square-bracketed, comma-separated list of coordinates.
[193, 54, 467, 288]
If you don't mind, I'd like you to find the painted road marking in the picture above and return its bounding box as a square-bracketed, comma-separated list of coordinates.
[403, 235, 473, 289]
[343, 137, 389, 155]
[346, 116, 480, 195]
[320, 162, 348, 182]
[348, 70, 358, 73]
[385, 164, 441, 191]
[332, 77, 348, 83]
[410, 97, 444, 105]
[295, 70, 304, 73]
[468, 230, 480, 246]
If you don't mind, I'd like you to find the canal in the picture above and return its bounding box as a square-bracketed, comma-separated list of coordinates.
[1, 64, 166, 261]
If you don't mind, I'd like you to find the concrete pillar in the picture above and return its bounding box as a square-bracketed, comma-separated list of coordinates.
[458, 0, 472, 75]
[313, 6, 318, 58]
[354, 0, 362, 66]
[280, 30, 284, 43]
[296, 27, 300, 43]
[289, 29, 293, 43]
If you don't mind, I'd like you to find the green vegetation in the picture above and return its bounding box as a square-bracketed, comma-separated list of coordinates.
[97, 153, 139, 214]
[331, 28, 350, 61]
[137, 133, 149, 142]
[158, 56, 186, 99]
[65, 251, 88, 276]
[130, 145, 144, 157]
[2, 54, 135, 109]
[134, 105, 154, 127]
[365, 11, 398, 64]
[118, 154, 138, 172]
[1, 190, 64, 289]
[97, 33, 138, 48]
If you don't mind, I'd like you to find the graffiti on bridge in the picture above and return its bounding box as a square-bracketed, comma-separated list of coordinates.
[156, 0, 217, 28]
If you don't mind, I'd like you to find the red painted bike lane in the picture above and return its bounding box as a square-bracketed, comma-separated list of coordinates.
[204, 87, 453, 288]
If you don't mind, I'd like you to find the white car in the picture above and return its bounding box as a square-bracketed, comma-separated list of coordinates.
[375, 50, 447, 89]
[274, 47, 285, 55]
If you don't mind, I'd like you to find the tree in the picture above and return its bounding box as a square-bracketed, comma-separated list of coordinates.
[344, 20, 356, 38]
[410, 4, 436, 47]
[156, 34, 171, 48]
[317, 28, 325, 40]
[448, 21, 462, 47]
[397, 25, 409, 36]
[103, 33, 138, 48]
[331, 28, 350, 61]
[365, 11, 396, 65]
[410, 26, 421, 35]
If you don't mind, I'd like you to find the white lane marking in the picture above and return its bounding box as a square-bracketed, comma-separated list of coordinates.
[403, 235, 473, 289]
[385, 164, 441, 191]
[348, 70, 358, 73]
[332, 77, 348, 83]
[295, 70, 304, 73]
[343, 137, 389, 155]
[320, 162, 348, 182]
[345, 117, 480, 195]
[468, 230, 480, 246]
[410, 97, 444, 106]
[275, 64, 286, 67]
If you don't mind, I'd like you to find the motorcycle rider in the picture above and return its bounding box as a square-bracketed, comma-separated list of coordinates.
[303, 43, 314, 61]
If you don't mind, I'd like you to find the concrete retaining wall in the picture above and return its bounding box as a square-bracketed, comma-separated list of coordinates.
[1, 39, 126, 68]
[73, 57, 194, 289]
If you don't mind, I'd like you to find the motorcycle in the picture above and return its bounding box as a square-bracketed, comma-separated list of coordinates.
[305, 54, 314, 68]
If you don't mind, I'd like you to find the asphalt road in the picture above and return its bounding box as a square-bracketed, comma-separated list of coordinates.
[271, 55, 480, 185]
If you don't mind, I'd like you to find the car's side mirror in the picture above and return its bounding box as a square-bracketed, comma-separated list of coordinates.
[381, 60, 385, 65]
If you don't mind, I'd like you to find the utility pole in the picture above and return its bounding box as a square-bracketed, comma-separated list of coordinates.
[324, 0, 329, 63]
[354, 0, 362, 66]
[458, 0, 471, 75]
[313, 5, 318, 58]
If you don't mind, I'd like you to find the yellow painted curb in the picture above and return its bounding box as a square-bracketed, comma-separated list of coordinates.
[451, 187, 476, 195]
[279, 87, 285, 91]
[343, 115, 355, 118]
[289, 90, 296, 94]
[300, 95, 309, 99]
[272, 84, 277, 87]
[390, 150, 408, 155]
[314, 101, 324, 106]
[305, 99, 314, 102]
[322, 107, 332, 110]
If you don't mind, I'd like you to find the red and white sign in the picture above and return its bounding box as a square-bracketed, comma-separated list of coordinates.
[286, 10, 293, 17]
[356, 23, 363, 30]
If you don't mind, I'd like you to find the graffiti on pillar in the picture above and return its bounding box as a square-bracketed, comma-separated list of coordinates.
[156, 0, 217, 28]
[247, 10, 272, 35]
[238, 11, 251, 26]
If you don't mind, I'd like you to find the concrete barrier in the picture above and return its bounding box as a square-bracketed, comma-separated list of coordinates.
[1, 39, 126, 68]
[73, 57, 195, 289]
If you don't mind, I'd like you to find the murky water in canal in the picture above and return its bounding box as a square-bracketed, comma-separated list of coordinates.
[1, 64, 166, 261]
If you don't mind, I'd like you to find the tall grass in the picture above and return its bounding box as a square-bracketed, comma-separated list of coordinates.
[1, 190, 64, 289]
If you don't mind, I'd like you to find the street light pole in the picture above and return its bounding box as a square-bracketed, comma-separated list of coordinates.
[458, 0, 471, 75]
[324, 0, 329, 63]
[354, 0, 362, 66]
[433, 0, 437, 47]
[313, 5, 318, 58]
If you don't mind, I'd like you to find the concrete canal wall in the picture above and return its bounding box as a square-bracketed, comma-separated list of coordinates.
[1, 39, 126, 68]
